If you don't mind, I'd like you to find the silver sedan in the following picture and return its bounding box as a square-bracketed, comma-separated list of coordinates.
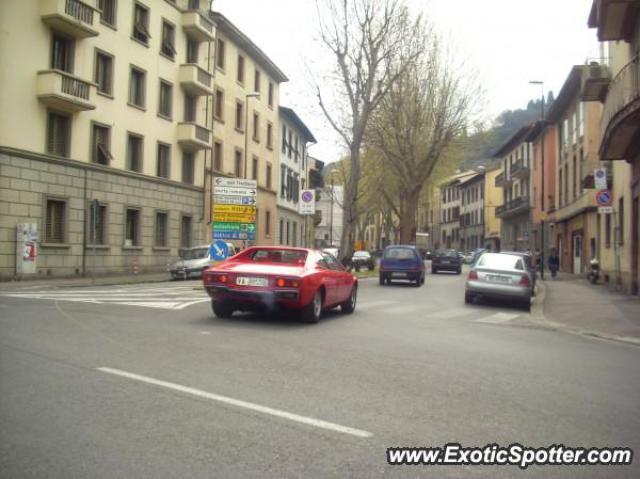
[464, 253, 533, 311]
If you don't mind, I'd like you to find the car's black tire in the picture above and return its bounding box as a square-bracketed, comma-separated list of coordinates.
[212, 300, 234, 318]
[341, 285, 357, 314]
[522, 299, 532, 312]
[456, 268, 462, 275]
[355, 264, 361, 272]
[432, 268, 438, 274]
[301, 290, 323, 323]
[379, 275, 385, 286]
[421, 274, 426, 285]
[464, 291, 473, 304]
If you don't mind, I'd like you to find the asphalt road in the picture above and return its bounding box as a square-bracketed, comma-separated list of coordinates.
[1, 268, 638, 479]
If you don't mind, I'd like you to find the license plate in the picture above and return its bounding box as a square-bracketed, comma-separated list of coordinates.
[236, 277, 268, 287]
[391, 272, 407, 278]
[442, 260, 450, 264]
[487, 275, 510, 283]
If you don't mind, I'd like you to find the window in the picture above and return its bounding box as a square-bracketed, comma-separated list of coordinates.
[252, 156, 258, 181]
[215, 39, 225, 70]
[266, 163, 272, 189]
[45, 198, 66, 243]
[292, 221, 297, 246]
[94, 50, 113, 95]
[132, 3, 150, 44]
[237, 54, 245, 83]
[562, 119, 569, 147]
[265, 210, 271, 238]
[282, 125, 287, 153]
[125, 208, 140, 246]
[51, 33, 74, 72]
[126, 133, 143, 172]
[234, 150, 242, 177]
[254, 69, 261, 93]
[158, 80, 173, 118]
[214, 141, 223, 171]
[268, 82, 274, 107]
[286, 220, 290, 245]
[619, 197, 625, 245]
[605, 211, 611, 248]
[180, 216, 192, 248]
[188, 0, 200, 9]
[214, 89, 224, 120]
[91, 123, 113, 165]
[98, 0, 117, 27]
[155, 212, 168, 247]
[267, 122, 273, 149]
[160, 21, 176, 59]
[157, 143, 170, 178]
[252, 112, 259, 141]
[129, 66, 146, 108]
[280, 166, 286, 197]
[279, 220, 284, 244]
[182, 153, 194, 184]
[184, 95, 196, 122]
[579, 102, 585, 137]
[46, 111, 71, 157]
[294, 136, 299, 161]
[88, 203, 107, 245]
[186, 39, 199, 63]
[235, 101, 243, 130]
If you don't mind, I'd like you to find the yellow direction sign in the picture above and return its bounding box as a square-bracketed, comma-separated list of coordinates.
[213, 204, 257, 215]
[214, 212, 256, 223]
[540, 211, 548, 221]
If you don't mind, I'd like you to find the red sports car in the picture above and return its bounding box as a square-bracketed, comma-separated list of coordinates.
[203, 247, 358, 322]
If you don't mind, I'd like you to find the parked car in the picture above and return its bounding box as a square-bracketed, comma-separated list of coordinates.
[424, 250, 432, 260]
[322, 247, 340, 260]
[500, 251, 537, 296]
[203, 247, 357, 323]
[169, 245, 211, 279]
[465, 252, 533, 311]
[469, 248, 487, 266]
[351, 250, 375, 271]
[431, 249, 463, 274]
[464, 252, 475, 264]
[379, 245, 425, 286]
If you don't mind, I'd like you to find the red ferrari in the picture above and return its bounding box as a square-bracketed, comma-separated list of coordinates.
[202, 247, 358, 322]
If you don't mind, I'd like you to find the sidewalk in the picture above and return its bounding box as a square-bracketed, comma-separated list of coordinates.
[536, 272, 640, 345]
[0, 272, 172, 291]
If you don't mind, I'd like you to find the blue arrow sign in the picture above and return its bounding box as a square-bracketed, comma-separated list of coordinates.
[209, 240, 230, 260]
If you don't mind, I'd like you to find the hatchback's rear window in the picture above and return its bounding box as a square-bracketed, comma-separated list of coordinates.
[247, 249, 307, 264]
[477, 253, 524, 271]
[383, 248, 416, 260]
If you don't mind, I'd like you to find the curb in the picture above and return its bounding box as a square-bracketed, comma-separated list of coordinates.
[533, 280, 640, 347]
[0, 275, 172, 291]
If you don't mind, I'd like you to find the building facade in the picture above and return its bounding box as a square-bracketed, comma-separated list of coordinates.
[459, 173, 485, 251]
[494, 126, 533, 252]
[589, 0, 640, 295]
[276, 107, 316, 247]
[314, 184, 344, 249]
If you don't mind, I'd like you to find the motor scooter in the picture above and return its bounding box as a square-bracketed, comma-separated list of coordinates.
[588, 257, 600, 284]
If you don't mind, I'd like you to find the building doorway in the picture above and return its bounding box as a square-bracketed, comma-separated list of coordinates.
[573, 232, 583, 275]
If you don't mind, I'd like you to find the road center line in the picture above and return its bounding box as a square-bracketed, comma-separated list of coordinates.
[97, 367, 373, 439]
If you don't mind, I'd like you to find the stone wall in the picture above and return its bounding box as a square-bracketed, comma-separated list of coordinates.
[0, 149, 208, 280]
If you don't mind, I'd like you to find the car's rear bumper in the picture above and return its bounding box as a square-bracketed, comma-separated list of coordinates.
[380, 270, 423, 280]
[432, 263, 461, 271]
[205, 285, 301, 309]
[465, 280, 531, 300]
[170, 267, 204, 277]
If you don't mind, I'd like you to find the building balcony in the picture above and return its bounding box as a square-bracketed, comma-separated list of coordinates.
[600, 55, 640, 161]
[554, 190, 597, 223]
[495, 196, 531, 219]
[177, 122, 212, 151]
[589, 0, 639, 42]
[494, 172, 510, 188]
[581, 63, 611, 102]
[41, 0, 98, 38]
[37, 69, 96, 113]
[182, 11, 215, 42]
[510, 160, 530, 180]
[179, 64, 213, 96]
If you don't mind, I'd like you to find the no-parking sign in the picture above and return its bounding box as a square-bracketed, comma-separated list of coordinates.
[299, 189, 315, 215]
[595, 189, 612, 207]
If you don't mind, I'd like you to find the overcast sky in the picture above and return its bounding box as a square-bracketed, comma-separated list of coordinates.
[214, 0, 600, 164]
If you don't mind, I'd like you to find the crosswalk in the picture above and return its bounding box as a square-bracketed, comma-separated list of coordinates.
[0, 284, 209, 310]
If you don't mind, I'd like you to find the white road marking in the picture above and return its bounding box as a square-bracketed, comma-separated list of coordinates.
[97, 367, 373, 439]
[476, 312, 520, 324]
[430, 308, 473, 320]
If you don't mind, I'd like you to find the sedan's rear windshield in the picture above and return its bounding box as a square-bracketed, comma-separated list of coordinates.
[247, 249, 307, 264]
[353, 251, 370, 257]
[477, 253, 524, 271]
[179, 248, 208, 260]
[435, 249, 458, 257]
[383, 248, 416, 260]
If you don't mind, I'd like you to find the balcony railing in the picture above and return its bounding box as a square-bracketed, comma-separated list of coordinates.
[37, 69, 96, 112]
[41, 0, 98, 38]
[179, 64, 213, 96]
[495, 172, 506, 187]
[510, 160, 530, 180]
[495, 196, 531, 219]
[177, 122, 212, 151]
[600, 55, 640, 160]
[581, 62, 611, 102]
[182, 11, 215, 42]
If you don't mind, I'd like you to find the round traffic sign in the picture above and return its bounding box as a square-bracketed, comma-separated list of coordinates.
[301, 190, 313, 202]
[210, 240, 229, 261]
[596, 189, 612, 207]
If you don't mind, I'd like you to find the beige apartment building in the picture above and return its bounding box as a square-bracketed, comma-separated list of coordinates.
[209, 12, 287, 247]
[0, 1, 288, 279]
[483, 164, 503, 251]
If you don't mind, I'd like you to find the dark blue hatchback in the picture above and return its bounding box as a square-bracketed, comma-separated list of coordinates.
[379, 246, 425, 287]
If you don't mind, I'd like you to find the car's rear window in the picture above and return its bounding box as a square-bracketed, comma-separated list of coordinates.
[179, 248, 208, 260]
[477, 253, 524, 271]
[247, 249, 307, 264]
[383, 248, 416, 260]
[435, 249, 458, 257]
[353, 251, 370, 257]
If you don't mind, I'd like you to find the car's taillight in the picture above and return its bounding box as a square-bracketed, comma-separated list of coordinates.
[468, 271, 478, 280]
[275, 277, 300, 288]
[519, 275, 530, 286]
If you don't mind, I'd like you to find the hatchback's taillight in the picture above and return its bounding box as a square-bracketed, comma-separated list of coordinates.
[275, 278, 300, 288]
[519, 275, 530, 286]
[468, 271, 478, 280]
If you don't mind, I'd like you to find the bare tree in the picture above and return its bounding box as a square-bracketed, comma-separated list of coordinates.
[315, 0, 424, 257]
[368, 32, 480, 244]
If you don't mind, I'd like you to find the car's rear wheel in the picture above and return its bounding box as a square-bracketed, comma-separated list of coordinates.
[432, 268, 438, 274]
[456, 268, 462, 275]
[302, 290, 322, 323]
[212, 300, 234, 318]
[341, 285, 357, 314]
[522, 299, 532, 312]
[464, 291, 474, 304]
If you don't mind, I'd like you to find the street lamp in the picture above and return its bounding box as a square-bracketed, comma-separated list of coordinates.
[529, 80, 545, 280]
[243, 92, 260, 179]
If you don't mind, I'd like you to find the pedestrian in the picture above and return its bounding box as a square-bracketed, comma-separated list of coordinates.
[548, 248, 560, 279]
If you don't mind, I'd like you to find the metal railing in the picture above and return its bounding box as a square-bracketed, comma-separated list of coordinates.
[197, 67, 212, 87]
[496, 196, 530, 217]
[195, 124, 210, 142]
[510, 160, 529, 178]
[65, 0, 93, 25]
[61, 74, 90, 100]
[495, 172, 505, 187]
[601, 55, 640, 147]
